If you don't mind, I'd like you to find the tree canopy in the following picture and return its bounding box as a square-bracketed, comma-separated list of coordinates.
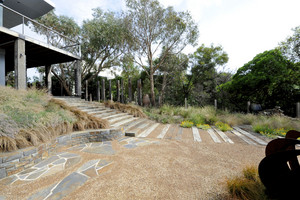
[125, 0, 199, 105]
[280, 26, 300, 63]
[81, 8, 130, 82]
[220, 49, 300, 115]
[185, 44, 229, 105]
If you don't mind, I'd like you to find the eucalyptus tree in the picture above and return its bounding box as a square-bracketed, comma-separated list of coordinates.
[280, 26, 300, 63]
[125, 0, 199, 106]
[33, 11, 81, 95]
[81, 8, 130, 83]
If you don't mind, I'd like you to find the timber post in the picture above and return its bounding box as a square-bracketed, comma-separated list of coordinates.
[101, 78, 105, 101]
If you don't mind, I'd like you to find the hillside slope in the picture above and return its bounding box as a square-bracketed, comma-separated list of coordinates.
[0, 86, 108, 152]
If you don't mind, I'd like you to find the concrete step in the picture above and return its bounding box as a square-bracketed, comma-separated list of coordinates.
[123, 118, 148, 131]
[94, 111, 118, 118]
[108, 115, 132, 123]
[102, 113, 128, 120]
[111, 117, 138, 127]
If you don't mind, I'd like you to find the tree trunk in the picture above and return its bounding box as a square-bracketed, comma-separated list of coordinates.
[51, 69, 72, 96]
[159, 72, 167, 106]
[149, 71, 156, 106]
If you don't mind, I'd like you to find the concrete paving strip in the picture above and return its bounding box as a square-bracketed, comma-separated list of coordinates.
[192, 127, 202, 142]
[207, 129, 222, 143]
[233, 127, 267, 145]
[102, 113, 128, 119]
[111, 117, 138, 127]
[231, 130, 257, 145]
[129, 122, 152, 135]
[137, 123, 160, 138]
[137, 120, 151, 129]
[212, 127, 234, 144]
[124, 118, 148, 131]
[157, 124, 171, 139]
[109, 115, 132, 123]
[175, 127, 183, 140]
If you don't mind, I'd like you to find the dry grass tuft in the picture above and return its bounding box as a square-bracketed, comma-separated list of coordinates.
[0, 136, 18, 152]
[0, 86, 111, 152]
[104, 100, 147, 118]
[226, 166, 267, 200]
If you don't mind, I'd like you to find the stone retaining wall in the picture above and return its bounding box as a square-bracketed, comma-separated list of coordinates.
[0, 129, 122, 180]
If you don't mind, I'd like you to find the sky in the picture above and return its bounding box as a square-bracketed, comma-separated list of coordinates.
[49, 0, 300, 73]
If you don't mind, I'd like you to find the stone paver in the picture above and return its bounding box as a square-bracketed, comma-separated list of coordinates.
[0, 153, 81, 185]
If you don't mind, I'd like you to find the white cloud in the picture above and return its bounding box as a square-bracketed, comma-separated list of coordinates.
[52, 0, 126, 24]
[49, 0, 300, 72]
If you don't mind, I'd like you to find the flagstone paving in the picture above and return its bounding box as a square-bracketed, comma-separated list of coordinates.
[0, 136, 161, 200]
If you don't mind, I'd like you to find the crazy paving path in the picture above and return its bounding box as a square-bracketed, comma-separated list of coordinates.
[57, 97, 269, 147]
[0, 137, 158, 200]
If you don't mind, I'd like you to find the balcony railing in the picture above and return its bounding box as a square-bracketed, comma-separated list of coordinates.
[0, 4, 81, 58]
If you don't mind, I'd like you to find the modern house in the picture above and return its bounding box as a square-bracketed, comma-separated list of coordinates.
[0, 0, 81, 95]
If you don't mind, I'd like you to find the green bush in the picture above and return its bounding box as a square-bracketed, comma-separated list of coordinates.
[190, 114, 205, 125]
[196, 124, 211, 130]
[253, 125, 288, 138]
[180, 121, 194, 128]
[215, 121, 233, 131]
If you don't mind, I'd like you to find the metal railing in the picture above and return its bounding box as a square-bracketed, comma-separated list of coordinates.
[0, 4, 81, 57]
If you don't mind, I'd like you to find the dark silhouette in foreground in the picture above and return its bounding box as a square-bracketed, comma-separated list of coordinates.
[259, 130, 300, 199]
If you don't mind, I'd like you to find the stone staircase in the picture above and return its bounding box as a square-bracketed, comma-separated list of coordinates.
[56, 97, 269, 146]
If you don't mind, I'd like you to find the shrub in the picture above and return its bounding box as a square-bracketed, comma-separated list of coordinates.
[253, 125, 288, 138]
[196, 124, 211, 130]
[190, 114, 205, 125]
[215, 121, 233, 131]
[180, 121, 194, 128]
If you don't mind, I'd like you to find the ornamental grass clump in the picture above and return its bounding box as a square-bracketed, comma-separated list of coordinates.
[215, 121, 233, 132]
[0, 86, 109, 152]
[180, 121, 194, 128]
[226, 166, 268, 200]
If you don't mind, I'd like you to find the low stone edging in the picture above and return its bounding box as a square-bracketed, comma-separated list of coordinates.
[0, 128, 123, 180]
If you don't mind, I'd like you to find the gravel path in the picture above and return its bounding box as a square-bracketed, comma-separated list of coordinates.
[0, 137, 265, 200]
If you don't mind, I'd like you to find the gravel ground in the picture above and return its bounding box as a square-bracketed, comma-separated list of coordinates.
[0, 139, 266, 200]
